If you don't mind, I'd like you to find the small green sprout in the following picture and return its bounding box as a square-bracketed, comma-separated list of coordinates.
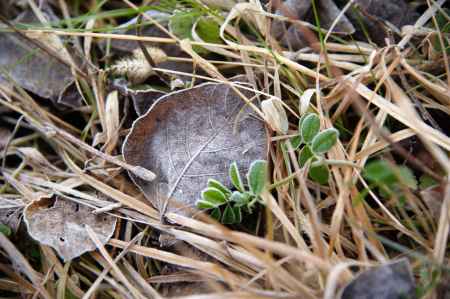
[196, 160, 268, 224]
[292, 113, 340, 185]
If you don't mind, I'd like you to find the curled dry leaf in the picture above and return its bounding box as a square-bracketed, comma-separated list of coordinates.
[123, 80, 267, 216]
[23, 197, 116, 261]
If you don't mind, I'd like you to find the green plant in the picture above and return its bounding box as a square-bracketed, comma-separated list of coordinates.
[363, 159, 417, 200]
[196, 160, 268, 224]
[292, 113, 340, 184]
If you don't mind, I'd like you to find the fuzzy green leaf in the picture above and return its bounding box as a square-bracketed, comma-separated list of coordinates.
[300, 113, 320, 143]
[201, 187, 227, 206]
[196, 199, 216, 209]
[298, 145, 315, 167]
[247, 160, 268, 196]
[290, 135, 303, 150]
[229, 162, 245, 192]
[311, 128, 339, 154]
[207, 179, 231, 195]
[309, 165, 329, 185]
[230, 191, 251, 207]
[222, 205, 236, 224]
[211, 208, 221, 221]
[233, 206, 242, 223]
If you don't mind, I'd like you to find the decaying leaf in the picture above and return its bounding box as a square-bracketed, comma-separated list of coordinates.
[0, 10, 80, 107]
[0, 197, 24, 233]
[123, 80, 267, 216]
[339, 259, 416, 299]
[273, 0, 354, 50]
[348, 0, 419, 45]
[23, 197, 116, 261]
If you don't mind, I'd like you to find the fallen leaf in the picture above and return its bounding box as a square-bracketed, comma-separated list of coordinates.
[339, 259, 416, 299]
[23, 197, 116, 261]
[0, 11, 80, 107]
[348, 0, 419, 45]
[123, 80, 267, 216]
[273, 0, 354, 50]
[0, 197, 24, 233]
[130, 88, 167, 116]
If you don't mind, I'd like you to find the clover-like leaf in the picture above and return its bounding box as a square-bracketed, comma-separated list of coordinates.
[222, 205, 236, 224]
[311, 128, 339, 154]
[123, 80, 267, 215]
[290, 135, 302, 150]
[230, 191, 251, 207]
[23, 197, 116, 261]
[229, 162, 245, 192]
[210, 207, 221, 221]
[298, 145, 315, 167]
[300, 113, 320, 143]
[247, 160, 268, 196]
[233, 206, 242, 223]
[201, 187, 227, 207]
[207, 179, 231, 196]
[309, 165, 329, 185]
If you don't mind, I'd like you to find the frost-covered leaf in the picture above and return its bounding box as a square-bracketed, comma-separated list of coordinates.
[123, 80, 267, 216]
[0, 12, 79, 107]
[0, 197, 24, 233]
[23, 197, 116, 261]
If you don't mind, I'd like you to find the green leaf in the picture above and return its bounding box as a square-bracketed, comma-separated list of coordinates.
[201, 187, 227, 206]
[290, 135, 302, 150]
[210, 207, 221, 221]
[229, 162, 244, 192]
[298, 145, 315, 167]
[233, 206, 242, 223]
[419, 174, 438, 189]
[311, 128, 339, 154]
[364, 160, 417, 190]
[230, 191, 250, 207]
[309, 165, 329, 185]
[169, 11, 207, 54]
[222, 205, 236, 224]
[363, 160, 395, 183]
[300, 113, 320, 143]
[197, 200, 216, 209]
[0, 224, 11, 236]
[196, 17, 222, 44]
[398, 166, 417, 190]
[247, 160, 268, 196]
[207, 179, 231, 195]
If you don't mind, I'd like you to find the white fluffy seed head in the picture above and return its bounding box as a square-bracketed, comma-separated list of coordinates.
[111, 47, 167, 84]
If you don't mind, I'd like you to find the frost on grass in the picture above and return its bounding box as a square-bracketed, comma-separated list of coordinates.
[24, 197, 116, 261]
[123, 81, 267, 216]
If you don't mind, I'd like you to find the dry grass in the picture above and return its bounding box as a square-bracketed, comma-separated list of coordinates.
[0, 0, 449, 298]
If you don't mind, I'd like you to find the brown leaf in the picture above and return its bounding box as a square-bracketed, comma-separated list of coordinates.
[23, 197, 116, 261]
[123, 80, 267, 216]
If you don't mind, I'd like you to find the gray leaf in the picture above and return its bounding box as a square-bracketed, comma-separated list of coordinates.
[23, 197, 116, 261]
[339, 259, 416, 299]
[123, 80, 267, 216]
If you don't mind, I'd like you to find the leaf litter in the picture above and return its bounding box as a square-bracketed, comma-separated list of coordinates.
[123, 79, 267, 217]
